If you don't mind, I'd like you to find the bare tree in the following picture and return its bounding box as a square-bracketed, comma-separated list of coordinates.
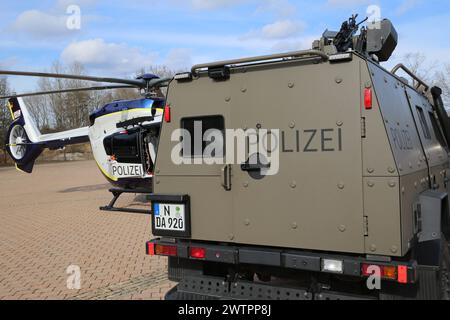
[24, 93, 51, 130]
[403, 53, 438, 86]
[135, 65, 177, 97]
[402, 53, 450, 108]
[435, 63, 450, 106]
[138, 65, 178, 79]
[25, 61, 93, 130]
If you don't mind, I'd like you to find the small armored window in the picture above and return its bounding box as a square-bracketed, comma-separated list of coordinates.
[180, 115, 225, 158]
[416, 106, 431, 140]
[428, 111, 448, 148]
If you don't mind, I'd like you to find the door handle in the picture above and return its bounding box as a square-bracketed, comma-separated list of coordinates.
[221, 164, 232, 191]
[241, 162, 271, 172]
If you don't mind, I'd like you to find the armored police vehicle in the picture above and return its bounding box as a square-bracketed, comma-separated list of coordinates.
[146, 15, 450, 300]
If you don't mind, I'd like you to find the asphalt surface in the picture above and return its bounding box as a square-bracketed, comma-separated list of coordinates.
[0, 161, 174, 300]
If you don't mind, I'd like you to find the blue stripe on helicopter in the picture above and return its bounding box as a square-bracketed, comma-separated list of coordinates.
[89, 98, 165, 124]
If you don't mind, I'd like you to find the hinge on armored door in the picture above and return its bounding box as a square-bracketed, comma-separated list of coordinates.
[363, 216, 369, 236]
[361, 117, 366, 138]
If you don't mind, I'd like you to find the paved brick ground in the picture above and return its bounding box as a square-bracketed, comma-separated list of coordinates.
[0, 161, 175, 300]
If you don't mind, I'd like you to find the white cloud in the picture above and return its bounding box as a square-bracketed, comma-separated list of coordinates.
[326, 0, 371, 7]
[56, 0, 98, 8]
[188, 0, 244, 10]
[261, 20, 304, 39]
[383, 13, 450, 71]
[255, 0, 297, 18]
[270, 36, 318, 52]
[241, 19, 305, 42]
[396, 0, 421, 15]
[0, 57, 19, 70]
[164, 0, 249, 11]
[11, 10, 77, 38]
[163, 48, 193, 71]
[182, 0, 296, 18]
[61, 39, 158, 74]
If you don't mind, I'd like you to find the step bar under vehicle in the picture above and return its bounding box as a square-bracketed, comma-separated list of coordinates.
[165, 275, 376, 300]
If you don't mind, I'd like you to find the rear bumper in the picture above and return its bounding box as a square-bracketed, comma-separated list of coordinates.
[166, 275, 377, 300]
[147, 238, 418, 284]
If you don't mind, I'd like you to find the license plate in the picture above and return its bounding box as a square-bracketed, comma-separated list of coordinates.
[153, 203, 186, 232]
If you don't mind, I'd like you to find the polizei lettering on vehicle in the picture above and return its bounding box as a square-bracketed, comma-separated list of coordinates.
[281, 128, 343, 153]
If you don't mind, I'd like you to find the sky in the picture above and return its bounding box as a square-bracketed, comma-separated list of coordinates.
[0, 0, 449, 92]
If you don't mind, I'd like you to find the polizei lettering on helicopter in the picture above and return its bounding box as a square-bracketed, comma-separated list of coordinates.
[111, 164, 144, 178]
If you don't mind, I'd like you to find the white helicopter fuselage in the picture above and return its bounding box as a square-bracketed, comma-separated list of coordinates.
[89, 107, 163, 183]
[6, 97, 163, 190]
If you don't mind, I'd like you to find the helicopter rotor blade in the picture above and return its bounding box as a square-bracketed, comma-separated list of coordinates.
[0, 70, 145, 87]
[0, 85, 137, 100]
[146, 77, 172, 88]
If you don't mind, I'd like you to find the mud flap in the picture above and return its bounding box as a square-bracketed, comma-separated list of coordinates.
[416, 190, 448, 266]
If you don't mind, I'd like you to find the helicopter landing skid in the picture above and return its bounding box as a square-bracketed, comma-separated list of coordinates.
[100, 188, 152, 214]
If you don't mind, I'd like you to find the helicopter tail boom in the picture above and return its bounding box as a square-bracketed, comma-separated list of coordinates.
[5, 97, 89, 173]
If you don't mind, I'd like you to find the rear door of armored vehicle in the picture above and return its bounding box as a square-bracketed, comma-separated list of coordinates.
[228, 58, 365, 253]
[155, 78, 233, 242]
[156, 54, 367, 254]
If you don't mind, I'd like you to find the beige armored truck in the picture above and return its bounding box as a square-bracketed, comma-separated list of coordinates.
[146, 16, 450, 300]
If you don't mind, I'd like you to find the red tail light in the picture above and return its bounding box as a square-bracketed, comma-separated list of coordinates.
[364, 88, 373, 110]
[361, 263, 408, 283]
[397, 265, 408, 284]
[164, 105, 171, 123]
[146, 242, 155, 255]
[155, 244, 177, 256]
[361, 263, 376, 277]
[190, 247, 206, 259]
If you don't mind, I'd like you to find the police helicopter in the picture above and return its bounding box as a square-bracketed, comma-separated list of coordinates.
[1, 70, 172, 213]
